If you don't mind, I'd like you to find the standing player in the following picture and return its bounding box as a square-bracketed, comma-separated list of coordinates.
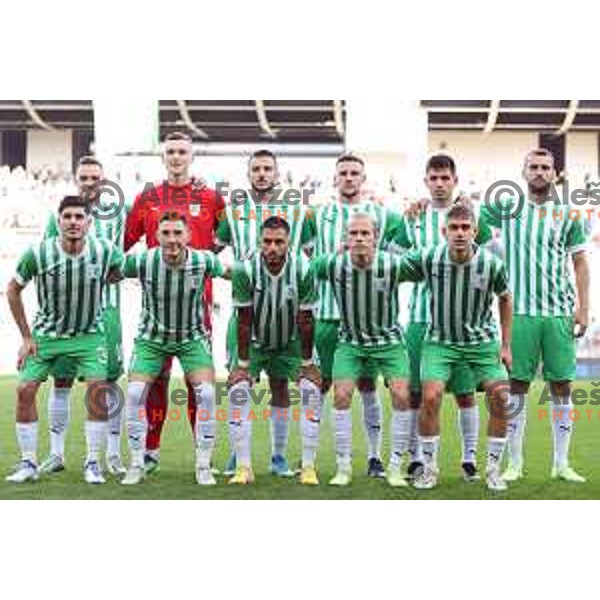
[480, 149, 590, 483]
[313, 154, 407, 478]
[398, 202, 513, 491]
[216, 149, 316, 476]
[227, 217, 322, 485]
[396, 154, 493, 482]
[121, 213, 228, 486]
[312, 212, 413, 488]
[6, 196, 124, 484]
[40, 156, 128, 476]
[125, 132, 224, 475]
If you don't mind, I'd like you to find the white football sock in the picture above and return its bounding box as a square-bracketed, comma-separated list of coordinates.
[126, 381, 147, 468]
[228, 382, 253, 468]
[551, 395, 573, 470]
[16, 421, 38, 463]
[419, 436, 440, 470]
[487, 437, 507, 470]
[408, 408, 423, 463]
[506, 393, 527, 468]
[271, 407, 290, 458]
[106, 384, 123, 458]
[48, 387, 70, 458]
[85, 421, 107, 464]
[458, 405, 479, 465]
[390, 409, 411, 468]
[334, 409, 352, 472]
[299, 378, 322, 468]
[360, 390, 382, 460]
[195, 383, 216, 469]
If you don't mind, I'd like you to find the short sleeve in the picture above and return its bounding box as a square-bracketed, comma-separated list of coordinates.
[123, 254, 139, 278]
[398, 248, 425, 282]
[298, 257, 317, 309]
[492, 259, 510, 296]
[216, 214, 232, 245]
[232, 262, 253, 308]
[566, 217, 587, 255]
[43, 213, 60, 240]
[204, 251, 225, 278]
[15, 247, 37, 287]
[109, 244, 125, 271]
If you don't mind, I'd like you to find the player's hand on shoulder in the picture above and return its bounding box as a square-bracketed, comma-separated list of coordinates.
[404, 197, 430, 219]
[106, 267, 124, 284]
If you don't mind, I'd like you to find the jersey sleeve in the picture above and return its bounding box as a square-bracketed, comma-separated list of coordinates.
[492, 258, 511, 296]
[384, 210, 411, 248]
[123, 253, 139, 278]
[204, 251, 225, 278]
[309, 255, 331, 281]
[566, 217, 587, 255]
[398, 248, 426, 282]
[14, 246, 37, 287]
[232, 262, 253, 308]
[216, 212, 232, 245]
[43, 213, 60, 240]
[124, 193, 146, 251]
[298, 256, 317, 310]
[301, 206, 317, 246]
[475, 211, 493, 245]
[108, 243, 125, 272]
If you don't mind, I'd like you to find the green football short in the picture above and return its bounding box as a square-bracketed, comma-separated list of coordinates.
[511, 315, 576, 383]
[315, 319, 379, 381]
[19, 332, 107, 384]
[49, 307, 124, 382]
[232, 338, 302, 380]
[421, 341, 508, 388]
[332, 341, 409, 382]
[129, 337, 213, 378]
[405, 322, 475, 396]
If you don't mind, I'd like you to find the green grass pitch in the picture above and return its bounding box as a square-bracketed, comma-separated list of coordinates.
[0, 376, 599, 499]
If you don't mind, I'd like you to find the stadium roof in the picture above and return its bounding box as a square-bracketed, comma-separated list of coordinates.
[2, 101, 600, 141]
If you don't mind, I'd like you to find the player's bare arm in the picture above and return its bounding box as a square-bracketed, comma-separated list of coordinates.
[6, 278, 37, 369]
[498, 291, 513, 372]
[297, 309, 321, 388]
[228, 306, 253, 387]
[572, 250, 590, 338]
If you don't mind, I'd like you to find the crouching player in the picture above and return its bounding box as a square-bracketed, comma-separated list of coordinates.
[399, 202, 513, 491]
[227, 216, 322, 485]
[121, 212, 229, 486]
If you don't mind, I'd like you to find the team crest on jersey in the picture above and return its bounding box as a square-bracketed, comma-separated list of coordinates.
[284, 286, 296, 300]
[190, 276, 202, 289]
[190, 203, 201, 217]
[87, 264, 101, 279]
[375, 277, 387, 292]
[472, 273, 488, 290]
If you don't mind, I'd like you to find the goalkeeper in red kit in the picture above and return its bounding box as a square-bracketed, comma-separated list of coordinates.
[124, 131, 224, 474]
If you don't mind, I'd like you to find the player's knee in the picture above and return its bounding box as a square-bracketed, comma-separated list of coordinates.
[510, 380, 529, 395]
[550, 381, 571, 397]
[389, 380, 410, 410]
[17, 382, 38, 404]
[357, 377, 376, 393]
[334, 384, 354, 410]
[421, 384, 442, 413]
[455, 393, 475, 409]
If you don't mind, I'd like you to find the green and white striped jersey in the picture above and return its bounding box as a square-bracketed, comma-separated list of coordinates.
[312, 252, 406, 347]
[124, 248, 223, 344]
[45, 202, 128, 311]
[14, 237, 124, 338]
[216, 194, 315, 261]
[395, 204, 493, 324]
[313, 200, 406, 320]
[479, 198, 587, 317]
[399, 244, 510, 345]
[232, 253, 316, 351]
